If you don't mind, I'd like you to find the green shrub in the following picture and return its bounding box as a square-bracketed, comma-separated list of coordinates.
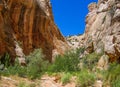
[18, 82, 29, 87]
[0, 57, 27, 77]
[18, 81, 36, 87]
[3, 53, 10, 67]
[112, 79, 120, 87]
[26, 49, 49, 79]
[0, 53, 10, 70]
[0, 49, 49, 79]
[76, 69, 96, 87]
[61, 72, 72, 85]
[8, 65, 27, 77]
[81, 52, 101, 70]
[104, 62, 120, 87]
[48, 48, 83, 72]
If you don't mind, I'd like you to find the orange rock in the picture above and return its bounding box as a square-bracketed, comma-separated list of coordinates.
[0, 0, 69, 63]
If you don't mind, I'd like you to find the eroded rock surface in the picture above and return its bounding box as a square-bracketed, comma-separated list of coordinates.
[66, 35, 85, 49]
[84, 0, 120, 62]
[66, 0, 120, 62]
[0, 0, 69, 63]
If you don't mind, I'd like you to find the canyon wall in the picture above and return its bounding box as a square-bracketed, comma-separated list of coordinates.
[84, 0, 120, 62]
[0, 0, 69, 63]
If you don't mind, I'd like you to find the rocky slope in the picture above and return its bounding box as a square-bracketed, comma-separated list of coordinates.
[0, 0, 69, 63]
[66, 34, 85, 49]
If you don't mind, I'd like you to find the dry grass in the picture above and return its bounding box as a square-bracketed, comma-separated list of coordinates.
[0, 75, 40, 87]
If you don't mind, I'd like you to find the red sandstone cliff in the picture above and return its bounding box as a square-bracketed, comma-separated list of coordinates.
[0, 0, 69, 63]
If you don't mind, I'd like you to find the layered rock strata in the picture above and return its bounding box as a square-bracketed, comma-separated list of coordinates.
[84, 0, 120, 62]
[0, 0, 69, 63]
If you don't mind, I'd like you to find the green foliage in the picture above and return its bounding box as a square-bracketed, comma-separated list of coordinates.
[78, 47, 85, 54]
[112, 79, 120, 87]
[2, 58, 27, 77]
[0, 53, 12, 76]
[104, 62, 120, 87]
[4, 53, 10, 67]
[0, 49, 49, 79]
[76, 69, 96, 87]
[26, 49, 50, 79]
[18, 82, 30, 87]
[81, 52, 101, 70]
[18, 81, 36, 87]
[48, 48, 83, 72]
[61, 72, 71, 85]
[0, 53, 10, 70]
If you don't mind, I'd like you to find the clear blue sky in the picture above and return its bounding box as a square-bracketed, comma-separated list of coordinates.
[51, 0, 98, 36]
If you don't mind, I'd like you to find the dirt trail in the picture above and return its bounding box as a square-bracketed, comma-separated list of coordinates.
[41, 75, 76, 87]
[0, 75, 76, 87]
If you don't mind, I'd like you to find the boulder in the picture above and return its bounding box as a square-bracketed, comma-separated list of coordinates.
[97, 55, 109, 70]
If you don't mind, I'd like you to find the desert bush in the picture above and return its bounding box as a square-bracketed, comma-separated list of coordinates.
[0, 58, 27, 77]
[26, 49, 50, 79]
[103, 62, 120, 87]
[48, 48, 83, 72]
[18, 81, 29, 87]
[81, 52, 102, 70]
[112, 79, 120, 87]
[0, 53, 15, 76]
[0, 49, 49, 79]
[0, 53, 10, 70]
[61, 72, 72, 85]
[18, 81, 36, 87]
[76, 69, 96, 87]
[3, 53, 10, 67]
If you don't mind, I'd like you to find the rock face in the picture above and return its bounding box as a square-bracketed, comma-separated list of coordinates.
[66, 35, 85, 49]
[84, 0, 120, 62]
[0, 0, 69, 63]
[97, 55, 109, 70]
